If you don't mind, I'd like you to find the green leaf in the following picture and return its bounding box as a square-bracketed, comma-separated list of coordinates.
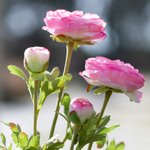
[85, 134, 105, 144]
[0, 145, 5, 148]
[116, 142, 125, 150]
[7, 65, 28, 84]
[11, 133, 19, 145]
[110, 88, 123, 93]
[100, 116, 110, 127]
[46, 142, 64, 150]
[19, 132, 28, 148]
[8, 143, 12, 150]
[42, 143, 47, 150]
[61, 93, 71, 118]
[107, 139, 116, 150]
[94, 88, 108, 95]
[0, 133, 6, 146]
[100, 125, 120, 134]
[9, 123, 20, 134]
[1, 121, 10, 127]
[28, 135, 40, 149]
[78, 128, 87, 148]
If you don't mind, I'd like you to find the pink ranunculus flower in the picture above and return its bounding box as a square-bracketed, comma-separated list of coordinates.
[69, 97, 94, 125]
[79, 57, 146, 103]
[24, 47, 50, 73]
[42, 9, 107, 44]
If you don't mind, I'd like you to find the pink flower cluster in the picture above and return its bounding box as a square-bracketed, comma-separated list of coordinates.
[42, 9, 106, 43]
[80, 57, 146, 103]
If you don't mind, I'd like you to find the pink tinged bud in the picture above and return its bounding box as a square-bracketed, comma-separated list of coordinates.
[24, 47, 50, 73]
[69, 97, 94, 125]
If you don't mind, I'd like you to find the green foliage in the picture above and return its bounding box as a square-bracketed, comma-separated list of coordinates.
[37, 74, 72, 114]
[107, 139, 125, 150]
[61, 93, 71, 118]
[7, 65, 28, 85]
[86, 84, 95, 93]
[19, 132, 28, 148]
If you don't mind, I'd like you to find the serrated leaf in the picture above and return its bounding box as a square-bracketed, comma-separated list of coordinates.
[19, 132, 28, 148]
[100, 125, 120, 134]
[94, 88, 108, 95]
[61, 93, 71, 118]
[46, 142, 64, 150]
[85, 134, 105, 144]
[8, 143, 12, 150]
[28, 135, 40, 148]
[0, 133, 6, 146]
[7, 65, 28, 84]
[11, 133, 19, 145]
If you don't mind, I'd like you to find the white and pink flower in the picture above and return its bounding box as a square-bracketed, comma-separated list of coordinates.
[79, 57, 146, 103]
[69, 97, 94, 125]
[42, 9, 107, 43]
[24, 47, 50, 73]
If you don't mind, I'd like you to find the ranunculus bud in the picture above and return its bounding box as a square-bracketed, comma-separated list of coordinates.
[24, 47, 50, 73]
[69, 97, 94, 125]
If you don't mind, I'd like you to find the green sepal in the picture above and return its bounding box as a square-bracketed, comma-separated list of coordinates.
[94, 87, 108, 95]
[69, 111, 81, 125]
[61, 93, 71, 118]
[0, 133, 6, 146]
[97, 139, 106, 148]
[110, 88, 123, 93]
[87, 84, 95, 93]
[50, 34, 73, 43]
[74, 40, 95, 45]
[7, 65, 29, 85]
[19, 132, 28, 148]
[30, 72, 45, 80]
[73, 44, 80, 51]
[42, 143, 47, 150]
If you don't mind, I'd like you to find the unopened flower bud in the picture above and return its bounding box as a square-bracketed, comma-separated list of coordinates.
[69, 97, 94, 125]
[24, 47, 50, 73]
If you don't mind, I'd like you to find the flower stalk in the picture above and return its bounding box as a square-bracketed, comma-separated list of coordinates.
[49, 42, 74, 139]
[33, 79, 39, 137]
[87, 90, 112, 150]
[70, 125, 80, 150]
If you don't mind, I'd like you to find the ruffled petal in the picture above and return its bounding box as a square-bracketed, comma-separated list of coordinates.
[124, 90, 142, 103]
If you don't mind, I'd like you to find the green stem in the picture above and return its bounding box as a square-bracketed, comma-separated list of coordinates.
[33, 79, 38, 137]
[87, 90, 112, 150]
[70, 125, 80, 150]
[49, 42, 74, 139]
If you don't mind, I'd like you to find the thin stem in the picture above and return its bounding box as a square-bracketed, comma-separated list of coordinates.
[70, 125, 80, 150]
[87, 90, 112, 150]
[49, 42, 74, 139]
[33, 79, 38, 137]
